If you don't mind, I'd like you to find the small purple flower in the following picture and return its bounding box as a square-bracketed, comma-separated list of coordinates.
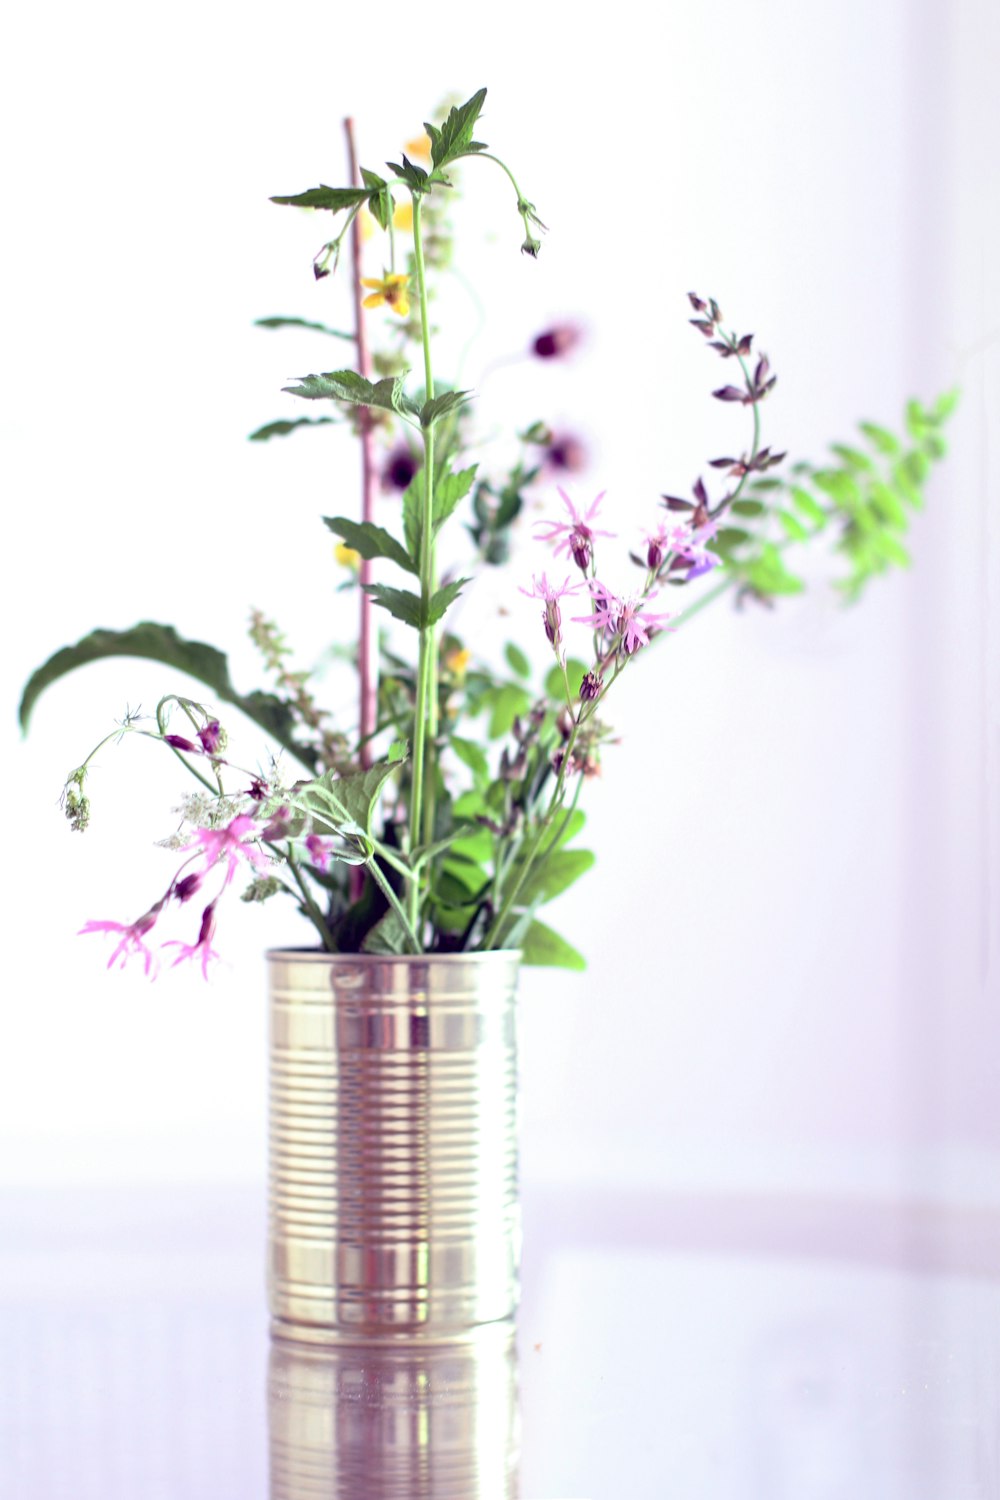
[79, 907, 161, 976]
[185, 814, 269, 887]
[306, 834, 334, 871]
[519, 572, 583, 647]
[573, 582, 675, 655]
[534, 489, 614, 573]
[261, 805, 293, 842]
[197, 720, 223, 755]
[531, 323, 583, 360]
[382, 443, 419, 492]
[163, 902, 221, 980]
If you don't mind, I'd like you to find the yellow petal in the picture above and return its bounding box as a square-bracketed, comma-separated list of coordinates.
[392, 295, 410, 318]
[360, 277, 384, 289]
[362, 292, 384, 309]
[385, 274, 409, 287]
[392, 201, 413, 232]
[404, 132, 432, 161]
[357, 208, 375, 242]
[334, 543, 361, 570]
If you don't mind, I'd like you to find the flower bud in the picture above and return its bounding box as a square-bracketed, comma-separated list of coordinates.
[197, 720, 226, 755]
[580, 671, 603, 702]
[174, 872, 204, 904]
[165, 734, 199, 753]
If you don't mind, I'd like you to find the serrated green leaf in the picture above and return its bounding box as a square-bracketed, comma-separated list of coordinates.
[789, 487, 828, 527]
[426, 88, 488, 170]
[362, 906, 411, 955]
[519, 919, 586, 971]
[323, 517, 416, 574]
[270, 184, 369, 212]
[362, 583, 424, 629]
[295, 760, 401, 836]
[19, 622, 315, 768]
[386, 157, 429, 192]
[360, 168, 393, 231]
[858, 421, 902, 457]
[249, 415, 336, 441]
[421, 390, 473, 427]
[254, 316, 354, 340]
[284, 369, 415, 415]
[427, 578, 469, 626]
[433, 465, 477, 531]
[401, 470, 423, 562]
[505, 642, 530, 679]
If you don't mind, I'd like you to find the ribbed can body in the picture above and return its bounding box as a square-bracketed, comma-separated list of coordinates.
[268, 951, 520, 1341]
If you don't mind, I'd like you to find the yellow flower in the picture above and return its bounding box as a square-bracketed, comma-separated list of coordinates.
[334, 542, 361, 570]
[405, 132, 432, 162]
[392, 199, 414, 233]
[361, 273, 410, 318]
[444, 647, 471, 678]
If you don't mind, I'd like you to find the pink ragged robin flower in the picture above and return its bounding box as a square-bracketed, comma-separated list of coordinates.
[306, 834, 334, 871]
[573, 582, 676, 655]
[666, 518, 722, 578]
[79, 905, 162, 976]
[534, 489, 614, 573]
[163, 902, 221, 980]
[519, 572, 583, 647]
[184, 814, 269, 887]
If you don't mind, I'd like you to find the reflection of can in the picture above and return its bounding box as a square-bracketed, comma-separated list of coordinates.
[269, 1327, 519, 1500]
[268, 952, 521, 1340]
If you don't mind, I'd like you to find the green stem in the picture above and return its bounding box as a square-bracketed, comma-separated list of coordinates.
[366, 857, 421, 954]
[406, 192, 439, 936]
[285, 848, 337, 952]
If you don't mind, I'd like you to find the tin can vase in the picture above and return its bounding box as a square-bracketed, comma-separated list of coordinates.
[268, 950, 521, 1343]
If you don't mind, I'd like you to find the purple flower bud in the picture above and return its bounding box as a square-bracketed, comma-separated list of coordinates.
[646, 538, 663, 570]
[247, 777, 269, 801]
[687, 292, 708, 313]
[569, 534, 591, 572]
[580, 670, 603, 702]
[196, 902, 218, 947]
[197, 720, 223, 755]
[544, 598, 562, 645]
[165, 734, 199, 753]
[531, 323, 582, 360]
[174, 872, 204, 904]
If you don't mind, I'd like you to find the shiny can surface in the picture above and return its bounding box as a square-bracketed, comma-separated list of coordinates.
[268, 951, 520, 1341]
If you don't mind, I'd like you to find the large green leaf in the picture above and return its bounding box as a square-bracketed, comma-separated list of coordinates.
[283, 369, 416, 416]
[517, 848, 595, 906]
[425, 88, 489, 170]
[294, 760, 402, 836]
[19, 622, 315, 768]
[249, 415, 336, 442]
[270, 184, 369, 212]
[254, 316, 354, 340]
[519, 919, 586, 970]
[323, 517, 416, 573]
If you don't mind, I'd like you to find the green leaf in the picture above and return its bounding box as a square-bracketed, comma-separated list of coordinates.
[248, 416, 336, 442]
[450, 735, 489, 783]
[743, 544, 805, 597]
[776, 509, 810, 542]
[433, 465, 477, 531]
[254, 316, 354, 340]
[270, 184, 369, 212]
[544, 658, 587, 701]
[296, 760, 402, 836]
[714, 526, 752, 553]
[362, 906, 411, 955]
[421, 390, 472, 426]
[19, 622, 314, 767]
[518, 848, 595, 906]
[427, 578, 469, 625]
[323, 516, 416, 573]
[869, 531, 911, 568]
[426, 88, 488, 170]
[284, 369, 416, 416]
[789, 487, 828, 527]
[906, 399, 931, 440]
[730, 499, 767, 518]
[401, 471, 423, 562]
[487, 683, 532, 738]
[933, 388, 960, 421]
[858, 421, 902, 457]
[362, 583, 424, 629]
[504, 642, 530, 679]
[386, 156, 429, 192]
[520, 919, 586, 971]
[869, 481, 908, 530]
[829, 443, 876, 473]
[360, 168, 393, 230]
[813, 470, 863, 513]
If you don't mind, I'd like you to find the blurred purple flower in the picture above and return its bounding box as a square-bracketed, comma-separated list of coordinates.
[519, 572, 583, 646]
[306, 834, 334, 871]
[185, 814, 269, 887]
[534, 488, 613, 572]
[79, 908, 160, 976]
[573, 582, 675, 655]
[382, 443, 419, 493]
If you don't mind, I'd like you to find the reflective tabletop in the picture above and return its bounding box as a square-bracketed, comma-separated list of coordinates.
[2, 1183, 999, 1498]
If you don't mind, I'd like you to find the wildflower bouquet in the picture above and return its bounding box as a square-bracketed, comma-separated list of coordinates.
[19, 89, 954, 977]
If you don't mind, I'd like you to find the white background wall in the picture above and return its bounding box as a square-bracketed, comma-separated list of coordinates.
[1, 0, 996, 1203]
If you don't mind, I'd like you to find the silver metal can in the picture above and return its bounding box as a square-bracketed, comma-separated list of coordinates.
[268, 951, 521, 1341]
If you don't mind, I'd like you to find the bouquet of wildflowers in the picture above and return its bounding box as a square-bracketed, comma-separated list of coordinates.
[20, 89, 954, 976]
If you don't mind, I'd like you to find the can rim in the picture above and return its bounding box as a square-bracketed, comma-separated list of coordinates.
[266, 947, 522, 964]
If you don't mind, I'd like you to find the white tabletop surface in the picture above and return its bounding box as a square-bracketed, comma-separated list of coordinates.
[2, 1182, 999, 1499]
